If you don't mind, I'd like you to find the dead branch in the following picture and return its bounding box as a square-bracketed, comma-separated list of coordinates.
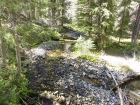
[19, 96, 28, 105]
[104, 66, 124, 105]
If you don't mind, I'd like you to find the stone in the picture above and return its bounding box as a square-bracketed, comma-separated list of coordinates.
[88, 74, 95, 79]
[26, 40, 137, 105]
[59, 96, 65, 102]
[66, 96, 71, 105]
[53, 91, 59, 95]
[53, 101, 60, 105]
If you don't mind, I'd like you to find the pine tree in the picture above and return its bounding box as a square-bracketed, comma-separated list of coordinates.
[76, 0, 116, 49]
[116, 0, 131, 43]
[131, 3, 140, 44]
[0, 21, 6, 67]
[46, 0, 69, 26]
[76, 0, 97, 35]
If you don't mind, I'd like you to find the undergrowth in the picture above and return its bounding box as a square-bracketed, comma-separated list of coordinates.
[0, 64, 30, 105]
[17, 23, 61, 47]
[71, 36, 140, 68]
[70, 36, 99, 61]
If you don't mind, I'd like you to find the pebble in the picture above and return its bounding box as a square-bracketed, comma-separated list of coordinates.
[26, 41, 135, 105]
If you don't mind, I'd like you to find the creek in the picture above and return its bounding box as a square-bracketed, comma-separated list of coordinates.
[24, 39, 140, 105]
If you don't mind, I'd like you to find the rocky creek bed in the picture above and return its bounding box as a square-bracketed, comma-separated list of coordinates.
[24, 41, 140, 105]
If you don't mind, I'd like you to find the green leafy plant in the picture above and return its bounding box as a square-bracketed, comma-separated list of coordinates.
[74, 36, 95, 53]
[71, 36, 99, 61]
[80, 54, 98, 62]
[17, 23, 61, 47]
[0, 66, 30, 105]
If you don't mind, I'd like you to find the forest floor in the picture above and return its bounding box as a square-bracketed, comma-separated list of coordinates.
[99, 54, 140, 74]
[100, 37, 140, 73]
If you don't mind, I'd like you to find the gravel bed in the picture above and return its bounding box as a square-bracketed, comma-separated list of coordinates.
[25, 41, 134, 105]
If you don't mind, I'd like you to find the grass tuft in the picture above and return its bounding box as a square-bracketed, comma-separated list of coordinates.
[118, 65, 131, 70]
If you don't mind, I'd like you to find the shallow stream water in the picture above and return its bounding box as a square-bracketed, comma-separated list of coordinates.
[25, 40, 140, 105]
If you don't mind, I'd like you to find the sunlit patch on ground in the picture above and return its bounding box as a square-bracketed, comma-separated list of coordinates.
[110, 36, 140, 43]
[45, 49, 68, 58]
[99, 55, 140, 74]
[31, 48, 46, 56]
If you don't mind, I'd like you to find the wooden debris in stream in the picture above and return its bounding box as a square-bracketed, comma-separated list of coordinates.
[103, 65, 124, 105]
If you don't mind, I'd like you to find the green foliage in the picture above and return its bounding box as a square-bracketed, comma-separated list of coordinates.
[17, 23, 61, 46]
[136, 54, 140, 61]
[103, 38, 126, 55]
[73, 36, 95, 53]
[70, 36, 99, 61]
[116, 1, 131, 39]
[0, 30, 16, 63]
[46, 27, 62, 40]
[0, 66, 29, 105]
[123, 43, 140, 57]
[118, 65, 131, 70]
[104, 37, 140, 58]
[134, 0, 140, 2]
[17, 23, 46, 46]
[76, 1, 115, 34]
[46, 0, 70, 25]
[0, 29, 30, 105]
[76, 0, 117, 49]
[80, 54, 98, 62]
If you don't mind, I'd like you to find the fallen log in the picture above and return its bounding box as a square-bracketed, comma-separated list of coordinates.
[112, 74, 140, 91]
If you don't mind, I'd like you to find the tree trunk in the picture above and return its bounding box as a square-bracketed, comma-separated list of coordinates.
[97, 0, 104, 49]
[131, 3, 140, 44]
[52, 0, 56, 18]
[0, 37, 7, 66]
[49, 0, 56, 19]
[61, 0, 65, 26]
[0, 21, 6, 67]
[35, 6, 38, 19]
[12, 24, 22, 74]
[29, 4, 33, 19]
[119, 7, 126, 44]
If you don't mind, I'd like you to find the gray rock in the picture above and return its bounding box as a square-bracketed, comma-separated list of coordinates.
[62, 26, 85, 40]
[88, 74, 95, 79]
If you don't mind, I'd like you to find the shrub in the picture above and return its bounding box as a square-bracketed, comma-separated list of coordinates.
[70, 36, 98, 61]
[0, 66, 29, 105]
[73, 36, 95, 53]
[17, 23, 61, 47]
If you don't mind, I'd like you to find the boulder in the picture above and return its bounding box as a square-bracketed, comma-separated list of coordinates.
[62, 26, 85, 40]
